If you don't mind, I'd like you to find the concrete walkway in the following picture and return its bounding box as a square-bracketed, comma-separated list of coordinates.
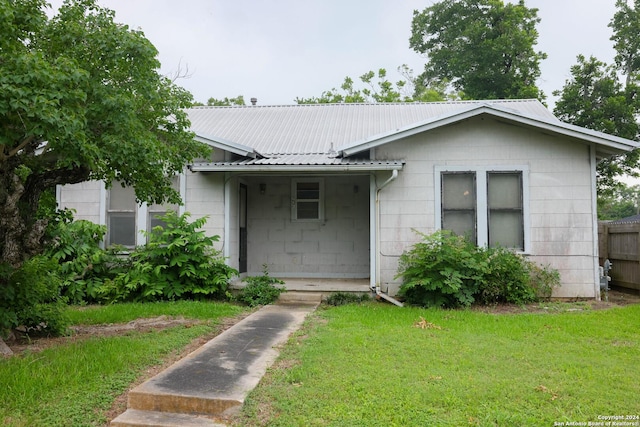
[111, 293, 321, 427]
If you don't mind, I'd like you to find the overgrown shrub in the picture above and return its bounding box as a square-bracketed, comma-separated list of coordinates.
[396, 231, 483, 308]
[477, 247, 537, 305]
[0, 256, 68, 338]
[528, 262, 561, 300]
[325, 292, 370, 306]
[238, 266, 284, 307]
[100, 212, 237, 302]
[396, 230, 560, 308]
[45, 220, 123, 304]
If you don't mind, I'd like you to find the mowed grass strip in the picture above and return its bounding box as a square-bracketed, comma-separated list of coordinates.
[0, 301, 249, 427]
[238, 303, 640, 427]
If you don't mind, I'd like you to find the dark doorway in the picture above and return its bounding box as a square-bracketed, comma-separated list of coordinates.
[239, 183, 247, 273]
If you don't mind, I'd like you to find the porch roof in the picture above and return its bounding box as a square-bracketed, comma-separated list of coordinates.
[189, 156, 404, 172]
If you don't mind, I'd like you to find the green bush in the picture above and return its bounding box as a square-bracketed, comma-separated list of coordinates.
[396, 231, 483, 308]
[100, 212, 237, 302]
[0, 256, 68, 338]
[478, 247, 537, 305]
[325, 292, 370, 306]
[528, 262, 561, 300]
[238, 266, 284, 307]
[396, 231, 560, 308]
[45, 219, 123, 304]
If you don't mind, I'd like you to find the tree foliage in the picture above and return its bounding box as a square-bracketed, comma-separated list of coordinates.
[553, 0, 640, 194]
[409, 0, 546, 100]
[553, 55, 640, 193]
[295, 66, 456, 104]
[0, 0, 209, 273]
[598, 182, 640, 220]
[199, 95, 246, 106]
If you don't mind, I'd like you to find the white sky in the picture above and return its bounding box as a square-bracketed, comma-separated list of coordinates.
[48, 0, 619, 107]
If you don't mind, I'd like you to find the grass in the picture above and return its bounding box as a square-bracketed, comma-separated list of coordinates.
[236, 302, 640, 427]
[0, 301, 249, 427]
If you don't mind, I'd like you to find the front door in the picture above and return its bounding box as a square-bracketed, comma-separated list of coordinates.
[239, 183, 247, 273]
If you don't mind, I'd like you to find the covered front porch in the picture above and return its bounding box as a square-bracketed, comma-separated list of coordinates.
[190, 156, 404, 296]
[234, 174, 372, 288]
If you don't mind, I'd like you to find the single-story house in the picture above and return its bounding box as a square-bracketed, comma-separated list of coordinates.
[58, 99, 639, 299]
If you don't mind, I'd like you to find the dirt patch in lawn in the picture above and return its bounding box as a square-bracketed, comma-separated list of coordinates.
[5, 315, 203, 356]
[474, 288, 640, 314]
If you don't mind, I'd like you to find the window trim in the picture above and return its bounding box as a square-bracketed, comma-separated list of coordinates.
[435, 165, 530, 253]
[291, 178, 324, 222]
[105, 174, 184, 247]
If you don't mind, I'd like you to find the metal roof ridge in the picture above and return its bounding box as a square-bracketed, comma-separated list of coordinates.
[186, 99, 543, 110]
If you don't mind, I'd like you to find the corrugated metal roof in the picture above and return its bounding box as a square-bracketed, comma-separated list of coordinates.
[190, 156, 404, 172]
[186, 99, 558, 157]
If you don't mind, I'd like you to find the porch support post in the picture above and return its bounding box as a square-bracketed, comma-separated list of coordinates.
[369, 174, 377, 290]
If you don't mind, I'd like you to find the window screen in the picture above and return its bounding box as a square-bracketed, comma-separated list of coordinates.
[108, 213, 136, 247]
[107, 184, 136, 247]
[487, 172, 523, 250]
[441, 172, 476, 243]
[292, 179, 323, 221]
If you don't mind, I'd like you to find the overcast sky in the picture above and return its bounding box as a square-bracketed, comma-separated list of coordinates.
[49, 0, 619, 107]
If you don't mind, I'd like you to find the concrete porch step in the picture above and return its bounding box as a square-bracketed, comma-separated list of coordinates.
[110, 409, 225, 427]
[277, 291, 323, 304]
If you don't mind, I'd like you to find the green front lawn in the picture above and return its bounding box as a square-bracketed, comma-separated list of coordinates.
[1, 300, 638, 427]
[0, 301, 249, 427]
[236, 303, 640, 426]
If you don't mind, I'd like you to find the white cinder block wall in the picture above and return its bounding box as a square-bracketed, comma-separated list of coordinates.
[57, 181, 103, 225]
[375, 117, 598, 298]
[183, 171, 227, 254]
[244, 175, 370, 278]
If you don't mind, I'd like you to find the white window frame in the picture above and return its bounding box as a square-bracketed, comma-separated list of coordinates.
[435, 165, 530, 253]
[105, 173, 185, 247]
[106, 183, 138, 248]
[291, 178, 324, 222]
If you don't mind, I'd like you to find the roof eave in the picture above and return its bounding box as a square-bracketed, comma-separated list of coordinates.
[189, 163, 404, 173]
[194, 133, 259, 158]
[338, 104, 639, 157]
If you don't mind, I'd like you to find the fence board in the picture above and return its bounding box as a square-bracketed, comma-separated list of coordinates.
[598, 221, 640, 291]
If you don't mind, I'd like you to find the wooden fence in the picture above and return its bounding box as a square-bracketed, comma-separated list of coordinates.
[598, 221, 640, 291]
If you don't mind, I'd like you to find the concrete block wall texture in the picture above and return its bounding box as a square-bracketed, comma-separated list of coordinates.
[375, 117, 598, 297]
[245, 175, 370, 278]
[58, 181, 103, 225]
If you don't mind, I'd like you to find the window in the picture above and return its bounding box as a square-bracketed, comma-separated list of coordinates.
[292, 178, 324, 221]
[441, 172, 477, 243]
[106, 176, 181, 247]
[487, 172, 523, 249]
[107, 184, 137, 247]
[437, 167, 527, 251]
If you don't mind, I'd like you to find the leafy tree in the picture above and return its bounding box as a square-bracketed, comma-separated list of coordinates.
[610, 0, 640, 86]
[553, 55, 640, 193]
[598, 182, 640, 220]
[193, 95, 246, 106]
[296, 66, 454, 104]
[553, 0, 640, 194]
[0, 0, 209, 276]
[409, 0, 546, 100]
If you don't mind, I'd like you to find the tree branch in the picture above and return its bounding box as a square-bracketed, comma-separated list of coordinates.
[2, 135, 37, 162]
